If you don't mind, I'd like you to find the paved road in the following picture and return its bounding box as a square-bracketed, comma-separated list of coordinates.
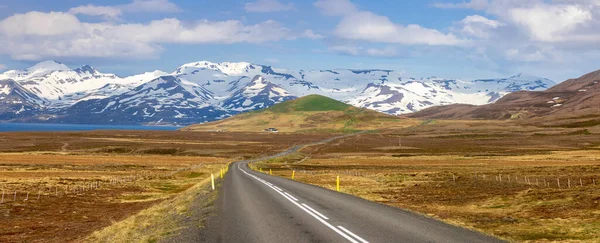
[199, 139, 505, 242]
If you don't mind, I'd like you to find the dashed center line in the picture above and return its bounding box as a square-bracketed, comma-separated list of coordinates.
[301, 203, 329, 220]
[284, 192, 298, 201]
[236, 163, 369, 243]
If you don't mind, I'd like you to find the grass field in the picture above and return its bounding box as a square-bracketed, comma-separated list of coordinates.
[254, 120, 600, 242]
[0, 130, 330, 242]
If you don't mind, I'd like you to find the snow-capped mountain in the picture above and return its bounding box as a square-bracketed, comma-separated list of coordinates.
[221, 75, 297, 111]
[0, 60, 556, 125]
[0, 79, 46, 120]
[0, 60, 164, 109]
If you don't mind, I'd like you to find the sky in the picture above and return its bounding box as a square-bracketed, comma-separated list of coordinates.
[1, 0, 600, 82]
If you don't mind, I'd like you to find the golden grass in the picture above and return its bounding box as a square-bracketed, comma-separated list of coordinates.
[87, 164, 228, 243]
[185, 111, 418, 133]
[258, 150, 600, 243]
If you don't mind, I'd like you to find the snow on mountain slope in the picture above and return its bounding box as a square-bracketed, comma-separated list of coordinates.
[0, 79, 46, 120]
[221, 75, 297, 111]
[0, 61, 168, 108]
[61, 76, 229, 125]
[347, 75, 555, 115]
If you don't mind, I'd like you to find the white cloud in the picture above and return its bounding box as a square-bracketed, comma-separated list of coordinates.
[69, 0, 180, 19]
[334, 11, 460, 45]
[432, 0, 489, 10]
[315, 0, 460, 46]
[433, 0, 600, 67]
[68, 5, 123, 20]
[314, 0, 358, 16]
[245, 0, 294, 12]
[507, 4, 593, 42]
[303, 29, 324, 39]
[456, 15, 504, 38]
[0, 11, 295, 60]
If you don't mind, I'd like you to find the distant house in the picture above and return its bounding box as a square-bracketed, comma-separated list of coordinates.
[264, 128, 279, 133]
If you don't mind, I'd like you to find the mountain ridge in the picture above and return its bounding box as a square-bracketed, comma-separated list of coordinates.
[0, 60, 556, 125]
[407, 68, 600, 122]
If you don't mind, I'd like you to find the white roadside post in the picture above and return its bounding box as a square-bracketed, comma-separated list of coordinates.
[211, 173, 215, 190]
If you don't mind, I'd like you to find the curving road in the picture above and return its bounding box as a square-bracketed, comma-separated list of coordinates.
[198, 139, 505, 243]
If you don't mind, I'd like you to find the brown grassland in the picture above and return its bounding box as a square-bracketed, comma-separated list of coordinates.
[255, 120, 600, 242]
[0, 130, 330, 242]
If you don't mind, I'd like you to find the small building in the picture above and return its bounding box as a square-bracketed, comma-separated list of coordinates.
[265, 128, 279, 133]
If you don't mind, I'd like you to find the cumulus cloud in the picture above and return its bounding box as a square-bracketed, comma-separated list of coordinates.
[68, 5, 123, 20]
[69, 0, 180, 19]
[0, 11, 295, 60]
[455, 15, 504, 38]
[317, 0, 460, 46]
[433, 0, 600, 66]
[245, 0, 294, 12]
[335, 11, 460, 45]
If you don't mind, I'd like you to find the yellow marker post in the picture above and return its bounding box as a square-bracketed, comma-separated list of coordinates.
[269, 169, 272, 175]
[292, 170, 295, 180]
[260, 168, 262, 173]
[220, 169, 223, 179]
[211, 173, 215, 190]
[336, 176, 340, 192]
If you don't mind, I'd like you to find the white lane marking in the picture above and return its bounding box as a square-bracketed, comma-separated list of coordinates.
[284, 192, 298, 201]
[338, 226, 369, 243]
[301, 203, 329, 220]
[237, 163, 362, 243]
[273, 186, 283, 191]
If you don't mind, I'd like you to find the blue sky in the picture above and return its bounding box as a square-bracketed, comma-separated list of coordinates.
[1, 0, 600, 82]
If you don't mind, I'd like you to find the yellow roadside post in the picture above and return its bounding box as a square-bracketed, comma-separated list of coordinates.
[260, 168, 262, 173]
[336, 176, 340, 192]
[292, 170, 295, 180]
[220, 169, 223, 179]
[269, 169, 272, 175]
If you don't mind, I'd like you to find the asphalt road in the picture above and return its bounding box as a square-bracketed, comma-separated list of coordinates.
[199, 145, 505, 242]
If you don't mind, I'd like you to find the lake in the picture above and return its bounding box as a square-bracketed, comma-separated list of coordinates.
[0, 123, 180, 132]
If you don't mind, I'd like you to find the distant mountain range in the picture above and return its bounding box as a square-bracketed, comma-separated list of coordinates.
[0, 60, 556, 125]
[408, 68, 600, 124]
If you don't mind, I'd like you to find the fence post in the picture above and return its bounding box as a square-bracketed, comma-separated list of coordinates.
[580, 178, 583, 187]
[568, 178, 571, 188]
[557, 178, 560, 188]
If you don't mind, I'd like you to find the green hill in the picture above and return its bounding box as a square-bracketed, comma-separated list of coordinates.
[183, 95, 412, 133]
[267, 95, 352, 113]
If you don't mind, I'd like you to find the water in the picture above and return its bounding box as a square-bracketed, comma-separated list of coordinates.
[0, 123, 180, 132]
